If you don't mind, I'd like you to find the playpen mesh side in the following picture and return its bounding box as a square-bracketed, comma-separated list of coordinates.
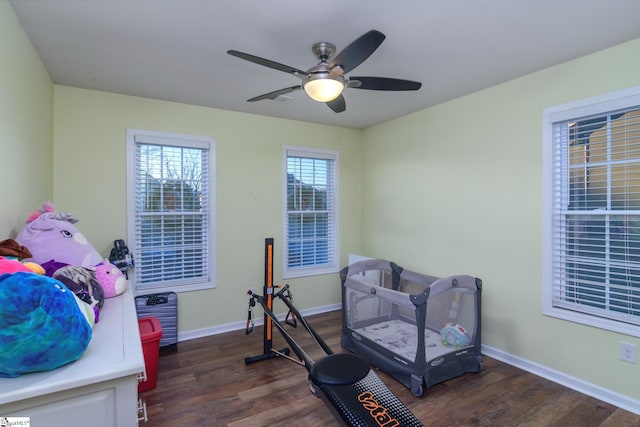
[426, 284, 478, 348]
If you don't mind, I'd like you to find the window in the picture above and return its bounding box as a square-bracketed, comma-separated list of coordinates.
[283, 146, 339, 278]
[543, 86, 640, 336]
[127, 129, 215, 294]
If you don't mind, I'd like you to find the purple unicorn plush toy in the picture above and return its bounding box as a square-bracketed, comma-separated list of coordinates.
[16, 202, 103, 268]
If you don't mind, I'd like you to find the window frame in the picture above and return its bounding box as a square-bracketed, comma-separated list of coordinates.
[282, 145, 339, 279]
[542, 86, 640, 337]
[126, 128, 216, 295]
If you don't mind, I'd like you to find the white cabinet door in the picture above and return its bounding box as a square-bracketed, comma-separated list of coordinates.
[17, 389, 116, 427]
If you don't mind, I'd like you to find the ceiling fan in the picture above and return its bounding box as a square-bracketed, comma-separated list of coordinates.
[227, 30, 422, 113]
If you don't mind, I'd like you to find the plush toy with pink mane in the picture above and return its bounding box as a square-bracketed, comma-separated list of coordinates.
[16, 202, 103, 268]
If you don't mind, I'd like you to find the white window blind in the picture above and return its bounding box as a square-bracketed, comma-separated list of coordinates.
[127, 130, 215, 293]
[544, 87, 640, 334]
[283, 146, 339, 278]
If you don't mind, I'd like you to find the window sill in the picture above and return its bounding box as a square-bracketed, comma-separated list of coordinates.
[543, 306, 640, 338]
[283, 266, 339, 280]
[134, 281, 216, 296]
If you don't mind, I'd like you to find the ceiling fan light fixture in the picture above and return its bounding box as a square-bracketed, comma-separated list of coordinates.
[303, 74, 344, 102]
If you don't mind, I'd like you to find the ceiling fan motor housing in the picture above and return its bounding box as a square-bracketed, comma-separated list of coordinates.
[311, 42, 336, 61]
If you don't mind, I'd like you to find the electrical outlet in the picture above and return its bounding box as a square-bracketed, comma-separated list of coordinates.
[620, 342, 637, 364]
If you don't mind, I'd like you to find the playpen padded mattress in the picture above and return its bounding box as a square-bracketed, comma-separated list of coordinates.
[355, 319, 461, 363]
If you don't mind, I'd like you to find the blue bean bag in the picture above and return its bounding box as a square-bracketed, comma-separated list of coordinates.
[0, 272, 93, 377]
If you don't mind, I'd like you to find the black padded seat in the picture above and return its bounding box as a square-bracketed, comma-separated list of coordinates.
[310, 353, 370, 386]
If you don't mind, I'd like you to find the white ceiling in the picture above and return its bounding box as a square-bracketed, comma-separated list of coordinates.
[9, 0, 640, 130]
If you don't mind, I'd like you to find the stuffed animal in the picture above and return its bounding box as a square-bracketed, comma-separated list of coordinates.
[0, 238, 32, 259]
[41, 259, 70, 277]
[440, 322, 471, 348]
[53, 265, 105, 323]
[16, 202, 103, 267]
[93, 259, 128, 298]
[0, 256, 33, 274]
[23, 261, 45, 274]
[0, 272, 93, 377]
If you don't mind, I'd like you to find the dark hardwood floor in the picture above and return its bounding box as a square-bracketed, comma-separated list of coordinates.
[140, 310, 640, 426]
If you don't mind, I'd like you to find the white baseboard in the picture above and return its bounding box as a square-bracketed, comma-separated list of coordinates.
[482, 344, 640, 416]
[178, 303, 341, 342]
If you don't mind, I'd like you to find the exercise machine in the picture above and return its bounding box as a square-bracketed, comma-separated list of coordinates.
[244, 238, 424, 427]
[246, 284, 424, 426]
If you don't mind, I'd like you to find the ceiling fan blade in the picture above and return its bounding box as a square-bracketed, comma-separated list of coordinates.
[227, 50, 307, 78]
[349, 76, 422, 91]
[326, 94, 346, 113]
[329, 30, 385, 74]
[247, 86, 302, 102]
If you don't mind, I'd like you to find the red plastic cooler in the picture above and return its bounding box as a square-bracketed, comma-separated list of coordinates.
[138, 316, 163, 392]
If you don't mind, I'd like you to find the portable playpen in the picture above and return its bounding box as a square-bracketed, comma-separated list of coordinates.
[340, 258, 483, 396]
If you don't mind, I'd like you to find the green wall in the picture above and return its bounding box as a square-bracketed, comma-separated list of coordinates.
[3, 0, 640, 410]
[52, 86, 363, 332]
[0, 0, 52, 237]
[362, 38, 640, 401]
